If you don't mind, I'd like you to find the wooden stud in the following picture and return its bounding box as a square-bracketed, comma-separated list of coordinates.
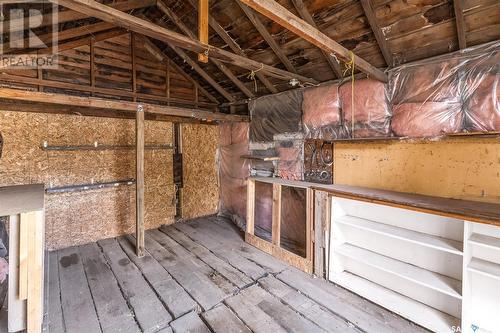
[131, 32, 137, 101]
[27, 210, 44, 333]
[454, 0, 467, 49]
[166, 60, 171, 105]
[237, 0, 388, 82]
[89, 36, 95, 95]
[360, 0, 393, 67]
[19, 212, 31, 301]
[198, 0, 209, 63]
[313, 190, 331, 278]
[272, 184, 282, 246]
[53, 0, 317, 84]
[306, 187, 313, 263]
[246, 179, 256, 235]
[136, 105, 145, 257]
[291, 0, 343, 78]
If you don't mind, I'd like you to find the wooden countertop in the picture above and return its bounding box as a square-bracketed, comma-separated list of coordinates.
[250, 177, 500, 226]
[0, 184, 45, 216]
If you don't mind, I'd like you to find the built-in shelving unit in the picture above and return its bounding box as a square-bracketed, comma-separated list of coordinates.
[329, 196, 500, 333]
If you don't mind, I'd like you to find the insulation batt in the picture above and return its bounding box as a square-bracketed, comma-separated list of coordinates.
[277, 146, 303, 181]
[464, 73, 500, 131]
[302, 83, 341, 127]
[340, 78, 391, 124]
[391, 102, 464, 137]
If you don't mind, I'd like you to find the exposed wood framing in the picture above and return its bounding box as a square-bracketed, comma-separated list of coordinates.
[291, 0, 343, 78]
[245, 178, 313, 273]
[313, 190, 331, 279]
[157, 1, 254, 98]
[186, 0, 278, 94]
[454, 0, 467, 49]
[52, 0, 317, 84]
[136, 35, 219, 104]
[237, 0, 388, 82]
[198, 0, 209, 63]
[0, 88, 248, 122]
[237, 2, 297, 74]
[136, 106, 145, 257]
[360, 0, 393, 67]
[4, 0, 155, 34]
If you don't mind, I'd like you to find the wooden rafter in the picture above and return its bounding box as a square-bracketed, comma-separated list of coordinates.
[237, 1, 297, 74]
[198, 0, 209, 63]
[237, 0, 388, 82]
[0, 88, 247, 122]
[136, 35, 219, 104]
[454, 0, 467, 49]
[51, 0, 317, 84]
[157, 1, 254, 98]
[3, 0, 155, 34]
[360, 0, 393, 67]
[186, 0, 278, 94]
[290, 0, 343, 78]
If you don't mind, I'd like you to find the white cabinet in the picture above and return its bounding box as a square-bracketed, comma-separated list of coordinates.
[329, 197, 499, 333]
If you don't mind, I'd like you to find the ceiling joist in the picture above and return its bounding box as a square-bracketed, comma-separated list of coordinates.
[454, 0, 467, 49]
[360, 0, 393, 68]
[51, 0, 317, 85]
[237, 0, 388, 82]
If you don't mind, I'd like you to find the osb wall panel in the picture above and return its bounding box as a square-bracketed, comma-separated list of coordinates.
[0, 111, 175, 250]
[334, 139, 500, 204]
[181, 124, 219, 219]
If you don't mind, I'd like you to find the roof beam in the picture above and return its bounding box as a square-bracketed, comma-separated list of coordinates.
[3, 0, 155, 34]
[51, 0, 317, 84]
[453, 0, 467, 49]
[135, 35, 220, 104]
[360, 0, 393, 67]
[0, 88, 247, 122]
[290, 0, 343, 78]
[237, 0, 388, 82]
[237, 2, 297, 74]
[157, 1, 254, 98]
[186, 0, 278, 94]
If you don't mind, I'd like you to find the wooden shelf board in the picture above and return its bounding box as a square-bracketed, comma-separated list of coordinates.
[240, 155, 280, 161]
[336, 243, 462, 299]
[337, 215, 463, 255]
[468, 258, 500, 281]
[469, 233, 500, 251]
[330, 271, 461, 333]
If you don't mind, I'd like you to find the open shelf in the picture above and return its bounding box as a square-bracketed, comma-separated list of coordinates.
[469, 233, 500, 251]
[336, 243, 462, 299]
[468, 258, 500, 282]
[331, 271, 461, 333]
[337, 215, 463, 255]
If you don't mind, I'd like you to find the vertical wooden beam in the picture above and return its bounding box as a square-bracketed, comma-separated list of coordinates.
[313, 190, 330, 278]
[198, 0, 209, 62]
[26, 210, 44, 333]
[90, 36, 96, 95]
[291, 0, 343, 78]
[360, 0, 393, 67]
[246, 179, 256, 235]
[306, 187, 313, 264]
[19, 213, 30, 301]
[136, 104, 145, 257]
[453, 0, 467, 49]
[8, 214, 27, 333]
[271, 183, 282, 246]
[166, 59, 171, 105]
[131, 32, 137, 101]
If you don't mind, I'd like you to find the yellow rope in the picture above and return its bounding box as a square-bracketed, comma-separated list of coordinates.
[247, 63, 264, 92]
[343, 52, 355, 138]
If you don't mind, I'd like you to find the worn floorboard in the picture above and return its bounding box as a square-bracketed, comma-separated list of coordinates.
[43, 216, 428, 333]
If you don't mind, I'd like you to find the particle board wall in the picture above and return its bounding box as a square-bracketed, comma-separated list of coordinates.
[0, 110, 175, 250]
[181, 124, 219, 219]
[334, 139, 500, 204]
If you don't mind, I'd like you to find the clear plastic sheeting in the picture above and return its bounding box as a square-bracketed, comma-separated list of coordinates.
[275, 133, 304, 181]
[218, 123, 250, 227]
[249, 89, 303, 142]
[392, 102, 464, 137]
[339, 78, 392, 138]
[302, 83, 343, 139]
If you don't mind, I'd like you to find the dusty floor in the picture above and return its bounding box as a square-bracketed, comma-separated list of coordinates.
[43, 216, 428, 333]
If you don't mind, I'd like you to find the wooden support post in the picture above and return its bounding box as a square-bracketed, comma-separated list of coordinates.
[246, 179, 256, 235]
[306, 187, 313, 264]
[19, 213, 29, 300]
[90, 36, 95, 96]
[26, 210, 44, 333]
[136, 104, 145, 257]
[313, 190, 331, 279]
[131, 32, 137, 101]
[272, 183, 282, 246]
[166, 59, 171, 105]
[198, 0, 209, 63]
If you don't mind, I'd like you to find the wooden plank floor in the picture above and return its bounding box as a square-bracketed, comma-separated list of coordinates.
[43, 216, 429, 333]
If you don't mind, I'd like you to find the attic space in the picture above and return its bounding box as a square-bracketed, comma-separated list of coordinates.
[0, 0, 499, 332]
